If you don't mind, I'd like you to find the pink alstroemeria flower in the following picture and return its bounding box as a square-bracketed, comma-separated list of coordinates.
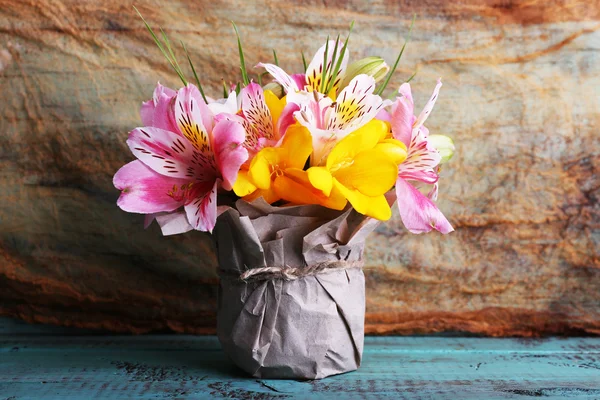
[216, 82, 296, 158]
[257, 40, 349, 96]
[113, 84, 248, 233]
[258, 41, 387, 165]
[391, 79, 454, 234]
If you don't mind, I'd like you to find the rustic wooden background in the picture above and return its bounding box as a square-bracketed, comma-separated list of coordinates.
[0, 0, 598, 336]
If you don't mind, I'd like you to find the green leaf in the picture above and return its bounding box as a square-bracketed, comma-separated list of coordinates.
[273, 49, 279, 66]
[327, 21, 354, 94]
[319, 36, 329, 93]
[301, 51, 308, 72]
[134, 6, 187, 86]
[181, 40, 208, 103]
[375, 15, 415, 96]
[231, 21, 250, 86]
[406, 68, 418, 83]
[324, 35, 340, 94]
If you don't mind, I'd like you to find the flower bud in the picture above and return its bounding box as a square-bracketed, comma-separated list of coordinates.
[428, 134, 455, 164]
[263, 82, 284, 98]
[340, 57, 389, 88]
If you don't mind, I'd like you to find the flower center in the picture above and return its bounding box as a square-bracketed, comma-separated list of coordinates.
[270, 164, 285, 178]
[167, 182, 195, 202]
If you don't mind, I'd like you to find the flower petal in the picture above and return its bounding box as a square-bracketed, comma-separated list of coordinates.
[280, 124, 313, 169]
[332, 149, 398, 197]
[113, 160, 185, 214]
[277, 102, 300, 137]
[155, 211, 194, 236]
[256, 62, 300, 93]
[233, 169, 257, 197]
[333, 179, 392, 220]
[324, 74, 383, 134]
[264, 89, 285, 133]
[326, 119, 389, 170]
[390, 82, 415, 146]
[248, 150, 275, 190]
[373, 138, 408, 164]
[398, 131, 442, 184]
[395, 177, 453, 234]
[243, 187, 281, 204]
[291, 74, 307, 90]
[306, 39, 349, 93]
[274, 170, 346, 210]
[184, 180, 218, 232]
[174, 84, 214, 152]
[413, 78, 442, 133]
[241, 82, 275, 143]
[208, 90, 239, 116]
[127, 127, 213, 179]
[307, 166, 333, 196]
[212, 119, 248, 191]
[141, 83, 178, 133]
[140, 99, 154, 127]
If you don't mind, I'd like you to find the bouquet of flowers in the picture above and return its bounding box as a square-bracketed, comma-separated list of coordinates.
[114, 15, 455, 379]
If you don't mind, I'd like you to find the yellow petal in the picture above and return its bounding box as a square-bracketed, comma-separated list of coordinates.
[274, 170, 347, 210]
[248, 152, 273, 190]
[264, 90, 285, 130]
[326, 119, 390, 171]
[307, 166, 333, 196]
[244, 187, 281, 204]
[233, 170, 257, 197]
[333, 179, 392, 221]
[332, 149, 398, 197]
[373, 139, 407, 165]
[281, 124, 313, 169]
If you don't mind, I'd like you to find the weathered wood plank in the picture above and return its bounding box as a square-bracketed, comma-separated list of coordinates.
[1, 334, 599, 399]
[0, 0, 599, 336]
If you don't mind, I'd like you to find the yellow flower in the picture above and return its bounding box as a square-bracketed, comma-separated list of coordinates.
[237, 124, 347, 209]
[306, 120, 407, 220]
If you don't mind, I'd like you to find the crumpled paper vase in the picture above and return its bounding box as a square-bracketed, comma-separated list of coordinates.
[215, 199, 380, 380]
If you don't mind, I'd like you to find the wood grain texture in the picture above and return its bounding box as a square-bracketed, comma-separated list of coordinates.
[0, 0, 599, 336]
[1, 321, 600, 399]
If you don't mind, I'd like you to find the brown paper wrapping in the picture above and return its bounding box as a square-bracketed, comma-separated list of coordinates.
[214, 199, 381, 380]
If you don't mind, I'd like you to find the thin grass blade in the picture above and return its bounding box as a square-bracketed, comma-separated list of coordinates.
[376, 15, 416, 96]
[231, 21, 250, 86]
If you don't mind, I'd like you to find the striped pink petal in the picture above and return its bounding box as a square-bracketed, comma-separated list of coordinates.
[113, 160, 186, 214]
[127, 127, 214, 180]
[395, 177, 453, 234]
[325, 75, 384, 133]
[174, 84, 214, 151]
[184, 180, 218, 232]
[413, 79, 442, 133]
[241, 82, 275, 146]
[398, 130, 442, 184]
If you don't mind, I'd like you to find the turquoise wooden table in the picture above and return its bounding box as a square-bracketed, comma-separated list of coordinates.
[1, 318, 600, 399]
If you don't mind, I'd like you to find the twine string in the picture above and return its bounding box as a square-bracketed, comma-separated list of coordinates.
[239, 260, 363, 282]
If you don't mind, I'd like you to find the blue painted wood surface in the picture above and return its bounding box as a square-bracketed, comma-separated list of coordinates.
[1, 318, 600, 399]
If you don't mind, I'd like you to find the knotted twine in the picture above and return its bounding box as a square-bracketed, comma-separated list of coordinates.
[239, 260, 364, 282]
